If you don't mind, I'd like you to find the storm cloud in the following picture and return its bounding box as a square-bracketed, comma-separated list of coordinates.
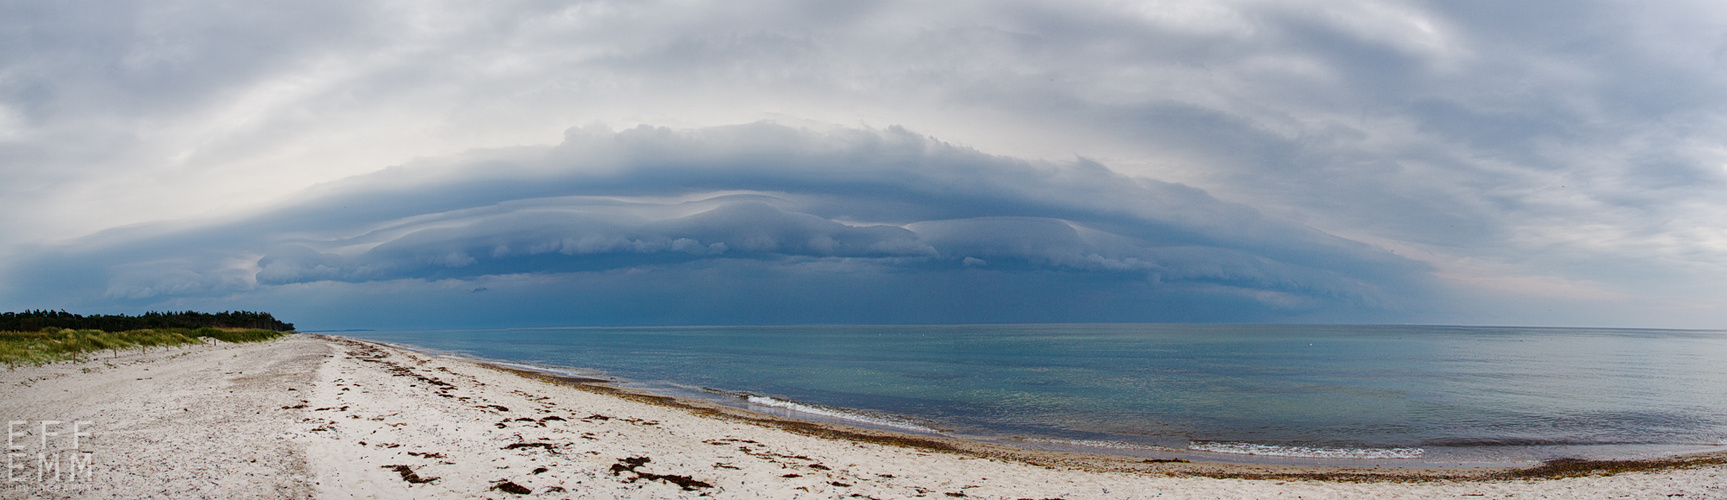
[4, 1, 1727, 328]
[4, 124, 1431, 326]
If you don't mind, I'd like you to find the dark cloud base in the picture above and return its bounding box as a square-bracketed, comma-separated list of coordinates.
[2, 124, 1434, 328]
[162, 266, 1408, 331]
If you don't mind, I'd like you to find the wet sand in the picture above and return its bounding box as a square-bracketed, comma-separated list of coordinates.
[3, 334, 1724, 499]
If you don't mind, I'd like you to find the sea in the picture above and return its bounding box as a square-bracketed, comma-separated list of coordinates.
[335, 324, 1727, 467]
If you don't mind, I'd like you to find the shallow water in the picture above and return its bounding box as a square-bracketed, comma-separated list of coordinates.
[338, 324, 1727, 466]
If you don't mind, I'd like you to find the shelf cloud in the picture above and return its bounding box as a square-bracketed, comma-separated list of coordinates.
[5, 124, 1432, 325]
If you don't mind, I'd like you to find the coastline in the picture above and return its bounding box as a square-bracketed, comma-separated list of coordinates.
[359, 331, 1727, 470]
[476, 352, 1727, 482]
[3, 333, 1723, 498]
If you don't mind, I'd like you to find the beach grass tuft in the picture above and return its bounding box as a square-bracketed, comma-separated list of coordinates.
[0, 327, 293, 368]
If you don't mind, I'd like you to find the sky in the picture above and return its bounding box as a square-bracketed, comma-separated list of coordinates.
[3, 0, 1726, 330]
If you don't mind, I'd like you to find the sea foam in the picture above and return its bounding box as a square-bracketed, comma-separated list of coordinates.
[1189, 441, 1424, 459]
[744, 395, 942, 434]
[1014, 437, 1173, 451]
[489, 361, 607, 379]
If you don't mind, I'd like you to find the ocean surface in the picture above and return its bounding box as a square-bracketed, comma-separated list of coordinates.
[336, 324, 1727, 466]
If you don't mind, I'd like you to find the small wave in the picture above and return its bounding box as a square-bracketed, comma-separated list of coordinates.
[1189, 441, 1424, 459]
[700, 387, 755, 399]
[743, 396, 942, 434]
[1421, 437, 1659, 447]
[483, 360, 608, 380]
[1013, 437, 1173, 451]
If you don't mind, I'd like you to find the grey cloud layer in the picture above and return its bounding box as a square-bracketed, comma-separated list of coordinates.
[6, 124, 1431, 323]
[6, 0, 1726, 326]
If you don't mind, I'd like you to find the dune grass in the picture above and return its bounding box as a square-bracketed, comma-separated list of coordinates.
[0, 327, 293, 369]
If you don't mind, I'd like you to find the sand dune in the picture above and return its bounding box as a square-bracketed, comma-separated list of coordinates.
[3, 334, 1724, 499]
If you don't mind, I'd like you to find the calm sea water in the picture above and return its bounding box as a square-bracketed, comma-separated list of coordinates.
[337, 324, 1727, 466]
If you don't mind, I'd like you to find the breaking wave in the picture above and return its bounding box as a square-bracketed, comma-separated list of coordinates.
[1189, 441, 1424, 459]
[742, 395, 943, 434]
[1013, 437, 1171, 451]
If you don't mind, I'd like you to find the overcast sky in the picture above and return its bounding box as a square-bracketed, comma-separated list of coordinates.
[4, 0, 1726, 329]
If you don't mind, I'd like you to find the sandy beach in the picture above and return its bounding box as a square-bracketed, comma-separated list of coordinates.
[3, 334, 1724, 499]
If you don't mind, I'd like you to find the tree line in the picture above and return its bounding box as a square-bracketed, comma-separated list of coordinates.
[0, 310, 295, 332]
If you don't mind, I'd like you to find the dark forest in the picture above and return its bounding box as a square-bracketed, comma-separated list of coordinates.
[0, 310, 294, 332]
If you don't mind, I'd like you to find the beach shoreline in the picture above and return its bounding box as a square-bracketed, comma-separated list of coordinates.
[360, 330, 1727, 472]
[4, 333, 1724, 499]
[473, 349, 1727, 482]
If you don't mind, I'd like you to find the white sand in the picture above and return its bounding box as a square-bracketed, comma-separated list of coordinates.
[3, 334, 1724, 499]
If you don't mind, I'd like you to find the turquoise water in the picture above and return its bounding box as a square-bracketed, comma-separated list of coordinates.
[337, 324, 1727, 465]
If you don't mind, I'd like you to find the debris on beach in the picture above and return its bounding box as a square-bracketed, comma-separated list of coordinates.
[490, 480, 532, 494]
[610, 456, 714, 491]
[382, 464, 438, 484]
